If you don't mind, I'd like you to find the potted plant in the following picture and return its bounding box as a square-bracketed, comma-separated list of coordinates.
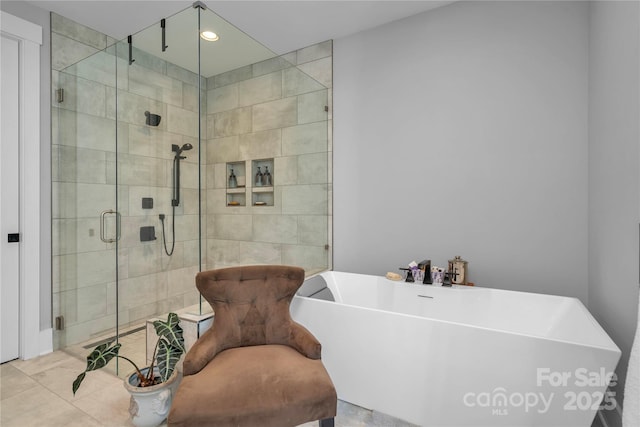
[73, 313, 185, 427]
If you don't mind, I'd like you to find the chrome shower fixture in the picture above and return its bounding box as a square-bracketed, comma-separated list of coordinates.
[145, 111, 161, 126]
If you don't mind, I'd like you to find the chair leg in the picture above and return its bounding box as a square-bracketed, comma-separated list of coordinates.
[319, 418, 334, 427]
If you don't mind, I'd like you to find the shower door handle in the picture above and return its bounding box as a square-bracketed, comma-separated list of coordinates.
[100, 210, 121, 243]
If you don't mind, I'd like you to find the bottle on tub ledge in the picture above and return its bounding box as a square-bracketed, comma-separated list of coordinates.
[398, 260, 429, 283]
[448, 255, 469, 285]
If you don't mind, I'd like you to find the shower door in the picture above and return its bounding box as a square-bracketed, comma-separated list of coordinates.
[52, 45, 121, 355]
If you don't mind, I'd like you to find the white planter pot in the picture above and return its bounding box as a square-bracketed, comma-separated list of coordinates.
[124, 367, 180, 427]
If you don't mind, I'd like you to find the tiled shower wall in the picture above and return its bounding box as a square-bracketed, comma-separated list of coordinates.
[51, 13, 203, 348]
[206, 41, 333, 275]
[51, 12, 332, 349]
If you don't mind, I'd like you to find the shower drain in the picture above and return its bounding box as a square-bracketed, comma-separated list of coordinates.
[82, 325, 146, 349]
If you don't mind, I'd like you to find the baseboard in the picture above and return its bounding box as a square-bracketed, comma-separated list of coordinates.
[38, 328, 53, 356]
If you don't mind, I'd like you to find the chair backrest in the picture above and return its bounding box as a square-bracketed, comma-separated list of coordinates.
[196, 265, 306, 350]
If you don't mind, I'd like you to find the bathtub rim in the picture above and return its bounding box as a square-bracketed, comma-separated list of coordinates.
[299, 270, 621, 354]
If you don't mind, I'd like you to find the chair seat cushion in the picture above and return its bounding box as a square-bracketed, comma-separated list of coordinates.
[168, 344, 337, 427]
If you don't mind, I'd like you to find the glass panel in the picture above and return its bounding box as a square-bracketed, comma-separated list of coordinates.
[51, 46, 119, 367]
[199, 7, 332, 278]
[114, 6, 202, 376]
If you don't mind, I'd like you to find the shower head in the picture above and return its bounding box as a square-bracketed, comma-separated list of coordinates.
[172, 143, 194, 157]
[145, 111, 161, 126]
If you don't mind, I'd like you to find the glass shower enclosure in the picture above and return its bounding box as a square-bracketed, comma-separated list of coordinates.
[52, 3, 332, 373]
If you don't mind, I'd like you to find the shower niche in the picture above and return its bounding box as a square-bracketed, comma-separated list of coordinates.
[251, 159, 274, 207]
[225, 159, 274, 207]
[226, 161, 246, 206]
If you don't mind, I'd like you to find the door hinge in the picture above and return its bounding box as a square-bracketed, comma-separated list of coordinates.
[55, 316, 64, 330]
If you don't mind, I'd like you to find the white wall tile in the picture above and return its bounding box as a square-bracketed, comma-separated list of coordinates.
[283, 67, 325, 97]
[297, 57, 333, 89]
[238, 72, 282, 107]
[214, 214, 253, 241]
[207, 84, 238, 114]
[297, 90, 328, 124]
[52, 13, 107, 51]
[238, 129, 282, 160]
[282, 122, 328, 156]
[252, 97, 297, 132]
[282, 184, 329, 215]
[298, 152, 328, 184]
[213, 107, 252, 137]
[296, 40, 332, 65]
[253, 215, 298, 244]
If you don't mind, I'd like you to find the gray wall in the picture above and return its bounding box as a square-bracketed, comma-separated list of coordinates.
[333, 1, 590, 301]
[0, 1, 52, 331]
[588, 0, 640, 413]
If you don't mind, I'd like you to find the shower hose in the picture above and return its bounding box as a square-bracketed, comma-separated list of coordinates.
[160, 207, 175, 256]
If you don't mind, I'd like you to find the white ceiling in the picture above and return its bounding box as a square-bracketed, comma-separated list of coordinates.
[26, 0, 454, 55]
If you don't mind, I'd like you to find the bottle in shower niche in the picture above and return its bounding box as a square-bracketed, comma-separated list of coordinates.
[263, 166, 272, 186]
[228, 169, 237, 188]
[255, 167, 263, 187]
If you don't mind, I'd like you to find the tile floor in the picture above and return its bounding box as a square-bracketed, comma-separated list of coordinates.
[63, 323, 148, 381]
[0, 350, 417, 427]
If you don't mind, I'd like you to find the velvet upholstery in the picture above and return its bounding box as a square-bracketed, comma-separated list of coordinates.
[168, 265, 337, 427]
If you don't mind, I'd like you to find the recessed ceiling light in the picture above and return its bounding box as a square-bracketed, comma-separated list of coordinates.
[200, 31, 219, 42]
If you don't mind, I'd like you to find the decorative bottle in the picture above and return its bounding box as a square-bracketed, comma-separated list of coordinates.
[228, 169, 237, 188]
[263, 166, 272, 186]
[255, 167, 263, 187]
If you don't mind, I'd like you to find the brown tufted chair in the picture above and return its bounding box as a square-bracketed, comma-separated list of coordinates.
[168, 265, 337, 427]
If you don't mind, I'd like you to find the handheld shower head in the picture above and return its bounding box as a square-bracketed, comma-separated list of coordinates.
[170, 143, 194, 208]
[172, 143, 194, 157]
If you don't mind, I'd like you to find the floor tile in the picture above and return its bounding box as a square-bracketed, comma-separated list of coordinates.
[0, 364, 39, 401]
[72, 381, 134, 426]
[9, 351, 72, 376]
[32, 357, 120, 402]
[0, 385, 101, 427]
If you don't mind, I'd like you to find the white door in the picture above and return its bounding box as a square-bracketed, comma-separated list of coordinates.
[0, 33, 21, 363]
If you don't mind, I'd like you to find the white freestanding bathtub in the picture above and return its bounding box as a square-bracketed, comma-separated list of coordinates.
[291, 271, 621, 427]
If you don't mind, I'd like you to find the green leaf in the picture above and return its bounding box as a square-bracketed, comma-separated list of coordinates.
[156, 340, 183, 382]
[72, 372, 86, 396]
[73, 341, 121, 395]
[153, 313, 185, 383]
[153, 313, 185, 352]
[86, 342, 121, 372]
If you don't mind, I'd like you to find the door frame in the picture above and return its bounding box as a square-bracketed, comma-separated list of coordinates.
[0, 11, 46, 360]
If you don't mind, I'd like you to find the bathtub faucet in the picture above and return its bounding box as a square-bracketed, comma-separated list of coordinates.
[399, 268, 414, 283]
[443, 269, 459, 287]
